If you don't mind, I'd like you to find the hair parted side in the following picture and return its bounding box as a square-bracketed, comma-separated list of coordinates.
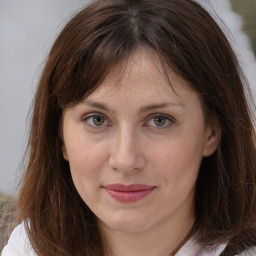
[16, 0, 256, 255]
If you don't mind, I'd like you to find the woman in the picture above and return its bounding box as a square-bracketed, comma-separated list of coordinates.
[3, 0, 256, 255]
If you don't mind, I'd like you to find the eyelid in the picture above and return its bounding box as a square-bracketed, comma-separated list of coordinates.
[82, 112, 107, 120]
[147, 113, 175, 121]
[148, 113, 175, 119]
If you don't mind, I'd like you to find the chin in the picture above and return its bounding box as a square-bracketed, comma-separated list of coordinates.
[99, 213, 151, 233]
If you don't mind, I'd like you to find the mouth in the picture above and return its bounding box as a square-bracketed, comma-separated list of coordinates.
[103, 184, 156, 203]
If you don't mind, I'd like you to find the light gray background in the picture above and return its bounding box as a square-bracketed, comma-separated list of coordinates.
[0, 0, 255, 195]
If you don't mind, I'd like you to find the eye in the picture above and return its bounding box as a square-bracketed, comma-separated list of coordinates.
[152, 116, 167, 126]
[84, 114, 109, 127]
[146, 114, 175, 128]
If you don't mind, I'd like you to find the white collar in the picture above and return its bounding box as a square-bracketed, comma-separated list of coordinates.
[175, 236, 226, 256]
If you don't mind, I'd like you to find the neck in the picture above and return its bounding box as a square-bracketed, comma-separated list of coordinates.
[99, 210, 195, 256]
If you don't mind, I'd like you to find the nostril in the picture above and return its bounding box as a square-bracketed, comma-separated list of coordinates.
[109, 150, 146, 173]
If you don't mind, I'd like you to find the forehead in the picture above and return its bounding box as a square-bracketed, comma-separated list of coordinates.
[85, 47, 195, 102]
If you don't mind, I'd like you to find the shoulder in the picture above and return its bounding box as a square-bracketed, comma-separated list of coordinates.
[176, 235, 256, 256]
[175, 236, 226, 256]
[236, 246, 256, 256]
[2, 222, 37, 256]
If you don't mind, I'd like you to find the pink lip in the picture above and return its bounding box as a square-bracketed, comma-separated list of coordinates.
[103, 184, 156, 203]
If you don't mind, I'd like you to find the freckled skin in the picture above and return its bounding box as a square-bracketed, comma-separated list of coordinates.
[62, 49, 218, 255]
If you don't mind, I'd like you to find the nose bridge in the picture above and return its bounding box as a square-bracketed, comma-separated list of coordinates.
[109, 124, 145, 172]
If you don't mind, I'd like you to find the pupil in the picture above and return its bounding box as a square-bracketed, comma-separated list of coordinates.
[154, 117, 166, 126]
[93, 116, 104, 125]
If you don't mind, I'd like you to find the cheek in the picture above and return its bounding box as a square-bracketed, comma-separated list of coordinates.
[66, 139, 109, 191]
[150, 134, 204, 187]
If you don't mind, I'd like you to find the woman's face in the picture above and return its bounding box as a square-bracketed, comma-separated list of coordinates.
[62, 49, 218, 234]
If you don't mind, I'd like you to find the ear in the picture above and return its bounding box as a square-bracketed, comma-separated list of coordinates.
[202, 120, 221, 157]
[62, 144, 69, 161]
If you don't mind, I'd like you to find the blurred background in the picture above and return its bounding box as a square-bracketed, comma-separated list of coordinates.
[0, 0, 256, 196]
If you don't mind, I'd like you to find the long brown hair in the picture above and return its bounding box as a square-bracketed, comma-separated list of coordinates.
[17, 0, 256, 255]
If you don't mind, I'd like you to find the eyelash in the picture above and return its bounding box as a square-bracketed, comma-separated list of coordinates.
[82, 113, 175, 129]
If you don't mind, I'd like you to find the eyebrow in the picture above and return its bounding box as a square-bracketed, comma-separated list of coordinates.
[82, 100, 114, 112]
[139, 102, 184, 113]
[82, 100, 184, 113]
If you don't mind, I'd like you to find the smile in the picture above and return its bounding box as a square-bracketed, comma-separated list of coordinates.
[103, 184, 156, 203]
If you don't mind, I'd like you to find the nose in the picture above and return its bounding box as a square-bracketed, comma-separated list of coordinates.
[108, 127, 146, 173]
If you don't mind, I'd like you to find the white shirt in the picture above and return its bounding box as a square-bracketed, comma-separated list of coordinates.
[2, 223, 256, 256]
[2, 223, 36, 256]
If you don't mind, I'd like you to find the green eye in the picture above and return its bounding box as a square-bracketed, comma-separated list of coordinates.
[153, 116, 167, 126]
[92, 115, 105, 126]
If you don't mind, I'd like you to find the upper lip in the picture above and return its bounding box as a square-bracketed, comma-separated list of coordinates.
[103, 184, 156, 192]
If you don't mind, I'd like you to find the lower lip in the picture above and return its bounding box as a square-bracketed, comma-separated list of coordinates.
[104, 188, 155, 203]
